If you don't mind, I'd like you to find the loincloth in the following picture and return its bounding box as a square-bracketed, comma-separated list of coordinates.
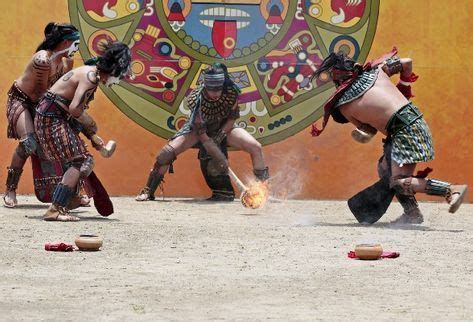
[386, 102, 434, 165]
[6, 82, 37, 139]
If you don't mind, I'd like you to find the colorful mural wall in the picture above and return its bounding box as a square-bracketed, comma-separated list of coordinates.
[0, 1, 472, 202]
[69, 0, 379, 144]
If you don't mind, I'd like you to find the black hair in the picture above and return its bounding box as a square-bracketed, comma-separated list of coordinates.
[91, 42, 132, 77]
[311, 52, 360, 81]
[36, 22, 79, 52]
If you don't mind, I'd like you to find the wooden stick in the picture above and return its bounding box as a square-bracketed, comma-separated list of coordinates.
[228, 167, 248, 192]
[228, 168, 283, 204]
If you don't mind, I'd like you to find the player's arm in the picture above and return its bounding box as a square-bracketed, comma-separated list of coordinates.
[345, 115, 377, 144]
[63, 56, 74, 73]
[32, 51, 51, 96]
[69, 70, 98, 133]
[214, 101, 240, 144]
[382, 55, 419, 99]
[381, 56, 413, 77]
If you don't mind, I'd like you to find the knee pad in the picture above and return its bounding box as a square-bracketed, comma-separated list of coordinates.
[68, 160, 83, 172]
[16, 133, 38, 159]
[156, 144, 176, 167]
[390, 176, 415, 196]
[79, 156, 94, 178]
[66, 156, 94, 178]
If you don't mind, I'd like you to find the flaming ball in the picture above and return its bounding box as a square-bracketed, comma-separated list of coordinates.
[240, 182, 269, 209]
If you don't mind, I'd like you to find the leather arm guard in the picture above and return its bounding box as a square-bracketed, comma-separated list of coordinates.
[396, 73, 419, 99]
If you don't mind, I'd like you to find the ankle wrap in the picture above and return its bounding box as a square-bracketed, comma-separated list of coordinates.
[425, 179, 451, 196]
[254, 167, 270, 181]
[6, 167, 23, 191]
[396, 194, 419, 212]
[52, 183, 74, 208]
[146, 170, 164, 197]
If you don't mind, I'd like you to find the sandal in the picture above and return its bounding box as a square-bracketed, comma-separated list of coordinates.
[3, 192, 17, 208]
[135, 188, 155, 201]
[391, 211, 424, 225]
[44, 205, 80, 222]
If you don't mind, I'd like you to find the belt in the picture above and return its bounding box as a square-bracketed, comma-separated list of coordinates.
[44, 91, 72, 106]
[385, 103, 423, 136]
[36, 94, 68, 118]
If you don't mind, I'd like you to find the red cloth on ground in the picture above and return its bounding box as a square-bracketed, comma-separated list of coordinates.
[45, 243, 74, 252]
[347, 251, 400, 259]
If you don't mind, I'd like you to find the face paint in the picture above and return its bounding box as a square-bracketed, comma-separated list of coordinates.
[67, 40, 80, 58]
[49, 40, 81, 61]
[105, 76, 120, 87]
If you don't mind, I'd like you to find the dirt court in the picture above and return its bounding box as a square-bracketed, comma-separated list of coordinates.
[0, 196, 472, 321]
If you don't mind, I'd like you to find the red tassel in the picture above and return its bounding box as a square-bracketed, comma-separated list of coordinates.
[397, 83, 413, 99]
[310, 123, 322, 137]
[414, 167, 433, 178]
[400, 72, 419, 83]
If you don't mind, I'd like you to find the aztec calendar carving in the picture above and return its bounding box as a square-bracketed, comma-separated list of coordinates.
[68, 0, 379, 145]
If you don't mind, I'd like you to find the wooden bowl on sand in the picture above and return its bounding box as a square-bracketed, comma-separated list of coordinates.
[355, 244, 383, 260]
[75, 234, 103, 251]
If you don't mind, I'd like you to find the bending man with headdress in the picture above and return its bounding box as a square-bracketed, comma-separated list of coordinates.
[3, 22, 81, 208]
[34, 42, 132, 221]
[311, 48, 467, 224]
[136, 63, 269, 201]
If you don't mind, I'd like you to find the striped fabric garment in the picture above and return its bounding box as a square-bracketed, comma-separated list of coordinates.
[6, 83, 36, 139]
[391, 117, 435, 165]
[34, 99, 90, 162]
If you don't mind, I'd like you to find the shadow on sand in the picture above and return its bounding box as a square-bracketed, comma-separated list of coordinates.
[13, 204, 49, 210]
[307, 221, 464, 233]
[25, 211, 120, 222]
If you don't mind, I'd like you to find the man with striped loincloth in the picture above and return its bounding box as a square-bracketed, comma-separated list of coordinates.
[3, 23, 81, 208]
[311, 48, 467, 224]
[34, 42, 131, 221]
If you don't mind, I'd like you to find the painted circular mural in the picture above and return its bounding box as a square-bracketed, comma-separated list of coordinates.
[68, 0, 379, 145]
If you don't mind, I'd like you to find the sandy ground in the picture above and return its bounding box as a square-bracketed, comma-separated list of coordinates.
[0, 196, 472, 321]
